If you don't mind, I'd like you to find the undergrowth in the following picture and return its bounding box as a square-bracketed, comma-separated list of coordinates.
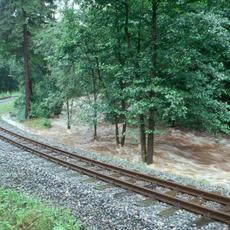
[0, 188, 80, 230]
[24, 118, 52, 129]
[0, 100, 15, 116]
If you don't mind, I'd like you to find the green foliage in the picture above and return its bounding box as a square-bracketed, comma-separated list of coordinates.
[35, 0, 229, 136]
[0, 188, 80, 230]
[1, 0, 230, 151]
[0, 0, 57, 119]
[30, 95, 64, 119]
[0, 99, 15, 116]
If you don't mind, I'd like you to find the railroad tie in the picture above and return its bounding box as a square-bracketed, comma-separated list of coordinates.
[158, 190, 179, 217]
[136, 198, 156, 207]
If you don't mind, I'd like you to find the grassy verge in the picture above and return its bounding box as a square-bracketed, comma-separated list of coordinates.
[0, 99, 51, 129]
[0, 188, 80, 230]
[0, 100, 15, 116]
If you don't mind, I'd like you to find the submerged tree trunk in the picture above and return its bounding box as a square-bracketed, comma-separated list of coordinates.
[66, 99, 71, 129]
[115, 114, 120, 145]
[146, 109, 155, 164]
[92, 69, 98, 141]
[121, 122, 126, 147]
[93, 113, 97, 140]
[140, 114, 147, 162]
[23, 22, 30, 119]
[120, 90, 127, 147]
[93, 101, 98, 141]
[66, 98, 74, 130]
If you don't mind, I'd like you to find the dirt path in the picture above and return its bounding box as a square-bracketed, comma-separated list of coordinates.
[0, 96, 15, 104]
[2, 114, 230, 189]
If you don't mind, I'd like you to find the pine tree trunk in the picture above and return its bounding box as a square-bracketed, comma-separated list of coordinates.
[23, 23, 30, 119]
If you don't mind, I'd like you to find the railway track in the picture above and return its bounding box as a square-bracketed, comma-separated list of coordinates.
[0, 126, 230, 227]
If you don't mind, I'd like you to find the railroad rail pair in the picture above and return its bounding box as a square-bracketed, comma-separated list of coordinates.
[0, 126, 229, 227]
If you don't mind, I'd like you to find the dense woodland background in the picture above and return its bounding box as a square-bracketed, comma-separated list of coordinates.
[0, 0, 229, 164]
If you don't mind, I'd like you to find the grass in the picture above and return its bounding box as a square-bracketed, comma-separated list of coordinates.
[24, 118, 51, 129]
[0, 188, 80, 230]
[0, 96, 51, 129]
[0, 100, 16, 116]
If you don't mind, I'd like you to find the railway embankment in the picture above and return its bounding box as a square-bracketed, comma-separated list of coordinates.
[0, 120, 229, 229]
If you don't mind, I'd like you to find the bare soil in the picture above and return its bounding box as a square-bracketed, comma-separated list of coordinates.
[3, 112, 230, 189]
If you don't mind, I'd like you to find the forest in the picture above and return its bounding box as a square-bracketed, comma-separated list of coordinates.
[0, 0, 229, 164]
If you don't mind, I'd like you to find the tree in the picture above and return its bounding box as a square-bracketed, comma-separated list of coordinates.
[0, 0, 55, 119]
[4, 0, 228, 164]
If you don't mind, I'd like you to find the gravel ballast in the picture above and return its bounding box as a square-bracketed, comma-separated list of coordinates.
[0, 120, 229, 230]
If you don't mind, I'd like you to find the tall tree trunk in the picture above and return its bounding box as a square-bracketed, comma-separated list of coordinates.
[93, 113, 97, 140]
[95, 57, 120, 144]
[146, 0, 157, 164]
[136, 2, 147, 162]
[23, 22, 30, 119]
[146, 109, 155, 164]
[120, 0, 132, 147]
[115, 4, 127, 147]
[131, 1, 148, 162]
[121, 122, 126, 147]
[140, 114, 147, 162]
[92, 69, 98, 141]
[66, 99, 71, 129]
[120, 81, 126, 147]
[115, 114, 120, 145]
[84, 40, 99, 141]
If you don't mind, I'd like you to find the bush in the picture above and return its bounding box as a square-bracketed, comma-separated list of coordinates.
[41, 118, 51, 128]
[30, 95, 64, 118]
[14, 92, 64, 119]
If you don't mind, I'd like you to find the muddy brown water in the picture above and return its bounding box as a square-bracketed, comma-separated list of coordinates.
[3, 115, 230, 189]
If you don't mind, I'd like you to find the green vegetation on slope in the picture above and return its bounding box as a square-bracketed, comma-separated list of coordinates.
[0, 97, 51, 129]
[0, 100, 15, 116]
[0, 0, 229, 163]
[0, 188, 80, 230]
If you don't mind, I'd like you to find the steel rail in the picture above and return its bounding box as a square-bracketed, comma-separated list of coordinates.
[0, 133, 230, 224]
[0, 126, 229, 207]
